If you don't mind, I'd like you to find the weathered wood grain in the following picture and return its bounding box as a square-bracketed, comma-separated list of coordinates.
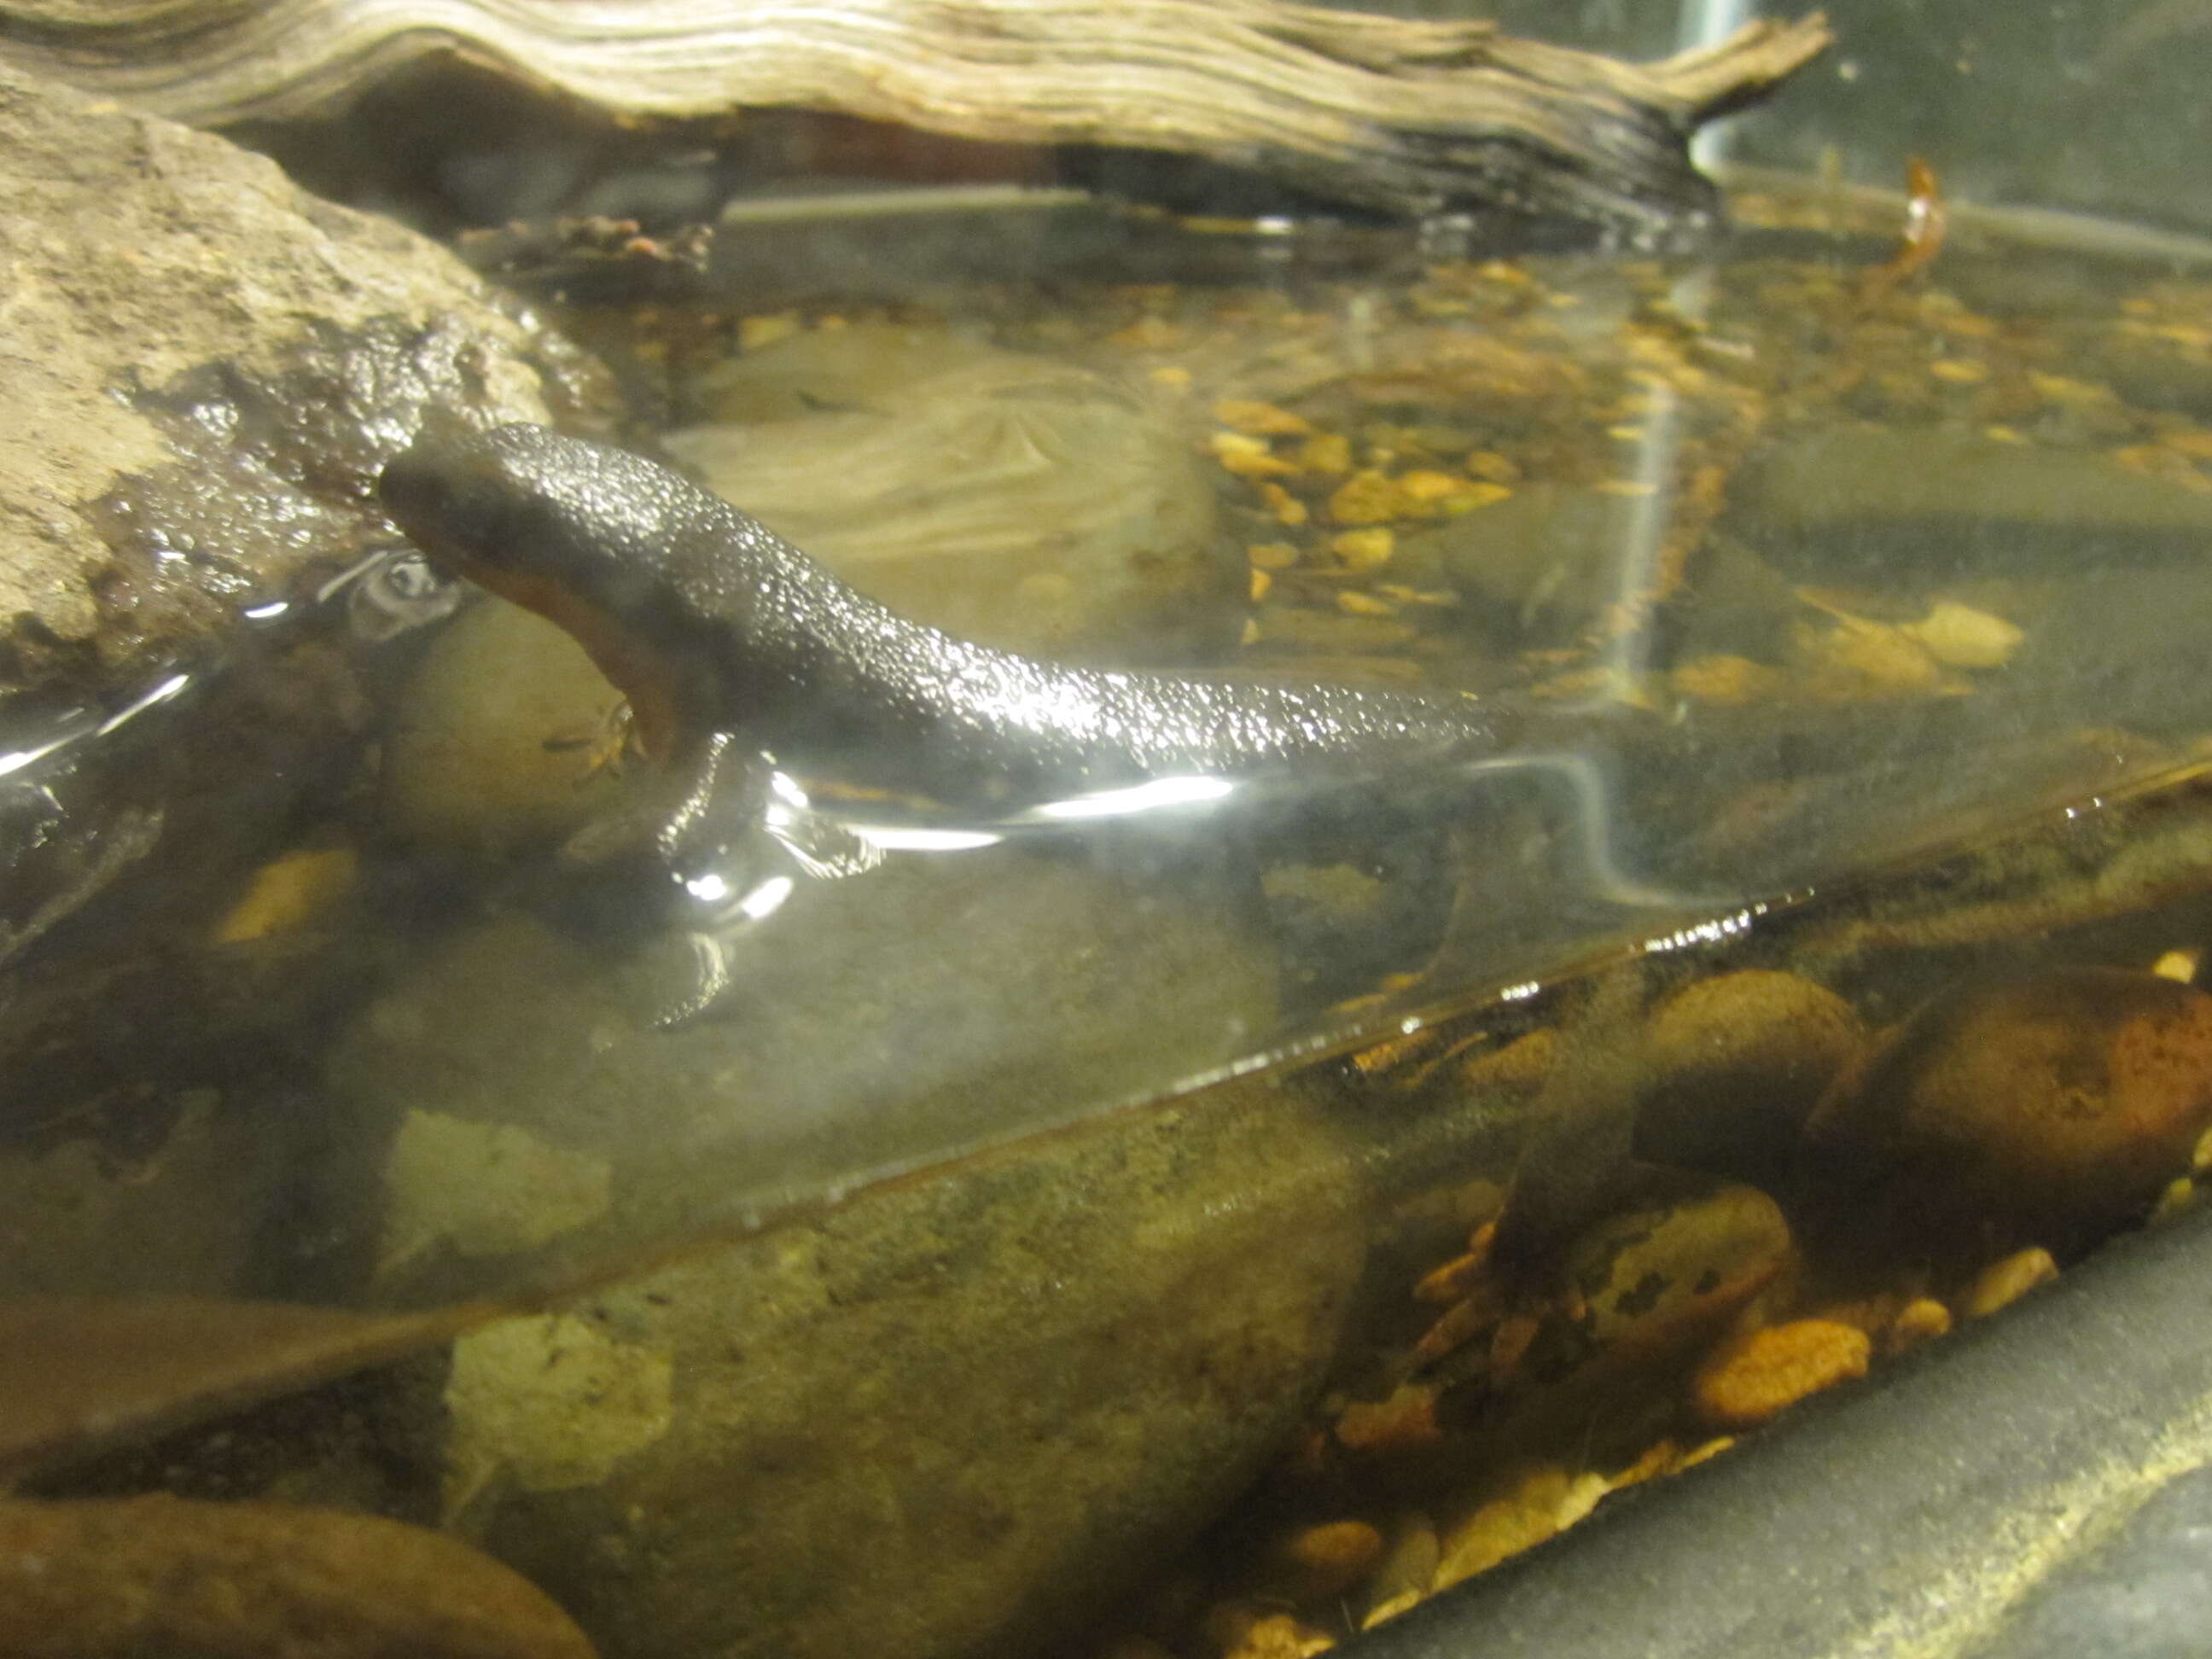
[0, 1, 1831, 223]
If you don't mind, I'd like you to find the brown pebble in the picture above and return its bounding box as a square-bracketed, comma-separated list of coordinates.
[1565, 1182, 1795, 1354]
[1668, 654, 1784, 707]
[1360, 1591, 1423, 1632]
[213, 844, 358, 943]
[1205, 1604, 1335, 1659]
[1329, 527, 1395, 569]
[1604, 1440, 1680, 1492]
[1412, 1249, 1485, 1306]
[1294, 432, 1353, 474]
[1959, 1246, 2058, 1318]
[2151, 1175, 2197, 1225]
[1267, 1521, 1385, 1604]
[1677, 1435, 1735, 1468]
[1362, 1512, 1439, 1620]
[1458, 1027, 1557, 1099]
[1214, 398, 1313, 436]
[1691, 1318, 1870, 1429]
[1802, 969, 2212, 1260]
[0, 1495, 598, 1659]
[1329, 469, 1403, 525]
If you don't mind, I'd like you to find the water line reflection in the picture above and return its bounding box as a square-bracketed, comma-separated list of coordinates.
[647, 730, 1733, 1027]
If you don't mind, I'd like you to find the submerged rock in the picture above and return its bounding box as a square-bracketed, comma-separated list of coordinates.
[664, 324, 1239, 664]
[1561, 1179, 1794, 1356]
[324, 852, 1281, 1296]
[380, 597, 636, 859]
[0, 1494, 598, 1658]
[447, 1070, 1365, 1659]
[1634, 969, 1869, 1191]
[1689, 1318, 1869, 1430]
[1801, 968, 2212, 1266]
[1396, 482, 1648, 647]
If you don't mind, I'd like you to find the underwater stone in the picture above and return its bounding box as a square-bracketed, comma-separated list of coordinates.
[325, 854, 1282, 1298]
[380, 596, 638, 859]
[1562, 1179, 1793, 1353]
[1395, 483, 1648, 648]
[0, 1493, 600, 1658]
[664, 325, 1239, 666]
[441, 1072, 1364, 1659]
[1634, 969, 1869, 1192]
[1800, 967, 2212, 1266]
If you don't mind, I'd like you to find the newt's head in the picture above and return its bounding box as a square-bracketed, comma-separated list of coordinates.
[377, 422, 709, 764]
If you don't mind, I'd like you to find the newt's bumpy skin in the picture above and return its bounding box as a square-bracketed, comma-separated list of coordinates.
[375, 423, 1522, 810]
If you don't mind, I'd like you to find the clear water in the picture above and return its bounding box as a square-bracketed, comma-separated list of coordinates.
[14, 168, 2212, 1659]
[13, 190, 2212, 1324]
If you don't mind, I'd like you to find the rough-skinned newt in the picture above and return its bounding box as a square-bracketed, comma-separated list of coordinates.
[375, 424, 1544, 806]
[375, 422, 1674, 1018]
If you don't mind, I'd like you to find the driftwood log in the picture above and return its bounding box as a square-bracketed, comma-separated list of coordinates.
[0, 1, 1830, 225]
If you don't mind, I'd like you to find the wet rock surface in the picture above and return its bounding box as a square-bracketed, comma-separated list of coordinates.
[0, 55, 628, 1253]
[0, 1493, 599, 1658]
[664, 324, 1238, 665]
[445, 1074, 1365, 1659]
[0, 59, 605, 699]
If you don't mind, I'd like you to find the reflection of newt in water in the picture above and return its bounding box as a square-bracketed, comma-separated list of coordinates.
[1862, 156, 1947, 295]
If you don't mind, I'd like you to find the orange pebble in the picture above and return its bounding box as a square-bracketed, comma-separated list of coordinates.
[1691, 1319, 1870, 1429]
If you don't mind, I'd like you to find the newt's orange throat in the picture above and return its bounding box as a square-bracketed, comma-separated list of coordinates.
[447, 556, 684, 767]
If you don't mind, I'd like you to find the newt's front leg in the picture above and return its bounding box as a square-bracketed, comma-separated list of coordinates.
[573, 732, 886, 1025]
